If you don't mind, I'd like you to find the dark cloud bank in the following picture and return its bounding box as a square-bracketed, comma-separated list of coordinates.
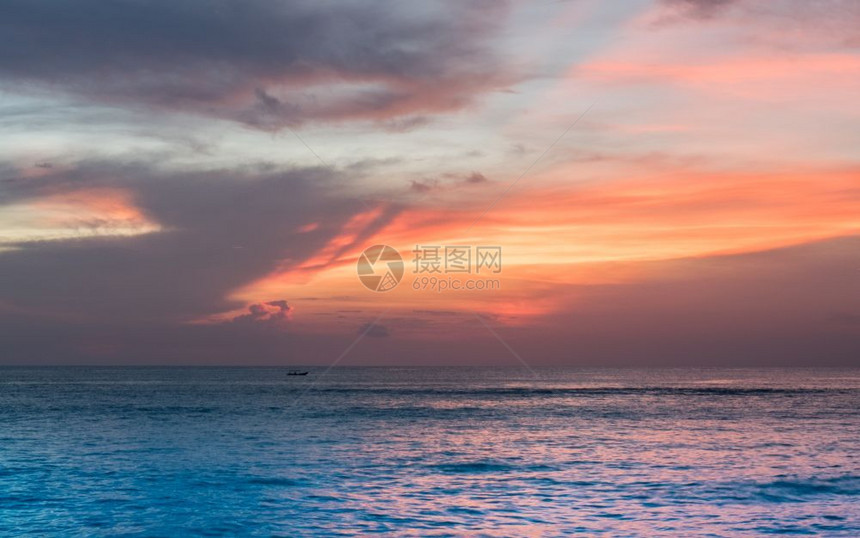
[0, 161, 402, 364]
[0, 0, 513, 129]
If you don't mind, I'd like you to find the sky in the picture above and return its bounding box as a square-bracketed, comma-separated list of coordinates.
[0, 0, 858, 366]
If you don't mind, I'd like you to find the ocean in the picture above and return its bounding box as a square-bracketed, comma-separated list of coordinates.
[1, 367, 858, 536]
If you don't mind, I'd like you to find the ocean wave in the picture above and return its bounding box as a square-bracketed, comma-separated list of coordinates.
[246, 476, 302, 487]
[307, 387, 853, 397]
[756, 476, 860, 501]
[430, 461, 517, 474]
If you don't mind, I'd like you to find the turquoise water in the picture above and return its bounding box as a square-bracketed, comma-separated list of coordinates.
[1, 367, 859, 536]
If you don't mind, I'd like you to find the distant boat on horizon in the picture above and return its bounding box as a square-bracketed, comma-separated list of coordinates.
[287, 369, 309, 376]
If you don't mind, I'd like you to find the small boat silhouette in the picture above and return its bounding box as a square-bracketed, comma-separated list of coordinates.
[287, 369, 309, 376]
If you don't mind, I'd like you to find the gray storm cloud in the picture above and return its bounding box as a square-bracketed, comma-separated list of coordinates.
[0, 0, 514, 129]
[0, 162, 401, 324]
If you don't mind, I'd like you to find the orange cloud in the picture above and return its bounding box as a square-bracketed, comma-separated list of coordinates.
[0, 188, 160, 246]
[227, 164, 860, 332]
[578, 53, 860, 102]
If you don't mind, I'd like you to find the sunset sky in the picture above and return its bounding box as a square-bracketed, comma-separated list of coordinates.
[1, 0, 858, 365]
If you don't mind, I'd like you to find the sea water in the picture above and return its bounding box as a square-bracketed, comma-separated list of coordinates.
[1, 367, 858, 536]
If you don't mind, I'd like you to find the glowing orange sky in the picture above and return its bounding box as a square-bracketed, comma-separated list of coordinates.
[1, 0, 858, 365]
[220, 160, 860, 332]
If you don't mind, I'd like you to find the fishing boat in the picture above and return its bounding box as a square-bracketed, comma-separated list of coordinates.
[287, 369, 309, 376]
